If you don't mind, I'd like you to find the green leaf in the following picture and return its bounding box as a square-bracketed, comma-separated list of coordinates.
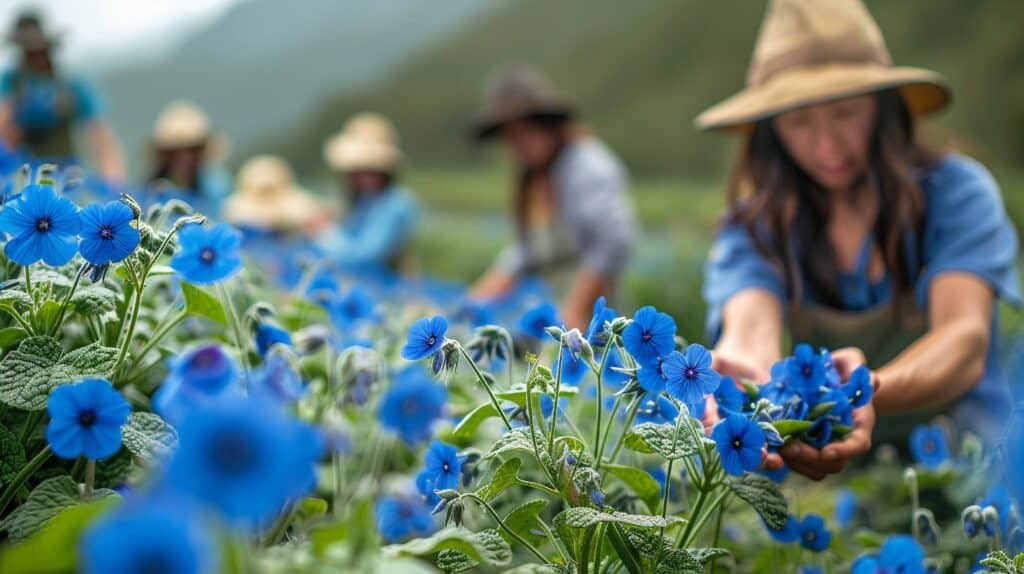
[688, 547, 731, 564]
[295, 498, 329, 521]
[181, 282, 227, 326]
[0, 290, 32, 310]
[655, 548, 702, 574]
[0, 476, 118, 541]
[771, 419, 814, 438]
[0, 499, 116, 574]
[501, 565, 564, 574]
[475, 458, 523, 502]
[481, 428, 540, 463]
[725, 474, 789, 530]
[603, 463, 663, 513]
[832, 424, 852, 438]
[558, 507, 682, 529]
[33, 301, 62, 334]
[606, 523, 644, 574]
[0, 326, 28, 351]
[494, 385, 579, 407]
[0, 423, 26, 485]
[436, 529, 510, 573]
[0, 337, 120, 410]
[807, 401, 837, 420]
[623, 422, 701, 460]
[121, 412, 178, 463]
[384, 527, 512, 567]
[70, 286, 117, 316]
[451, 402, 500, 440]
[500, 499, 548, 547]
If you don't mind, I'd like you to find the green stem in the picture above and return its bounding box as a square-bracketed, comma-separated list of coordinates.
[48, 265, 85, 336]
[18, 410, 43, 446]
[679, 489, 730, 548]
[332, 454, 344, 519]
[123, 307, 187, 379]
[548, 344, 565, 455]
[111, 262, 145, 380]
[264, 503, 298, 546]
[710, 501, 725, 573]
[457, 345, 513, 431]
[0, 446, 52, 512]
[593, 344, 613, 468]
[596, 393, 623, 470]
[605, 394, 642, 466]
[677, 487, 708, 549]
[462, 493, 552, 565]
[83, 459, 96, 498]
[7, 308, 34, 336]
[515, 478, 559, 497]
[523, 357, 558, 485]
[580, 524, 596, 574]
[217, 281, 251, 375]
[70, 456, 86, 481]
[660, 459, 674, 538]
[536, 518, 572, 565]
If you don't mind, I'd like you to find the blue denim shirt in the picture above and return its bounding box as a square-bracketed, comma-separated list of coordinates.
[316, 185, 419, 274]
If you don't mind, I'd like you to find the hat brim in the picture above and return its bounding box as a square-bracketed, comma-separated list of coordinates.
[224, 188, 324, 230]
[695, 63, 951, 132]
[323, 137, 402, 173]
[471, 106, 575, 141]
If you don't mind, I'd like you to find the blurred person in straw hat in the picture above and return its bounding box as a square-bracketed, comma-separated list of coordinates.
[700, 0, 1020, 477]
[0, 9, 125, 181]
[468, 64, 636, 330]
[145, 100, 232, 218]
[316, 112, 419, 276]
[224, 155, 325, 235]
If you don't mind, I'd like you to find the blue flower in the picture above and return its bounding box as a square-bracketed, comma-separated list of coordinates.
[78, 200, 140, 265]
[715, 376, 752, 417]
[554, 349, 589, 385]
[255, 323, 292, 357]
[401, 316, 448, 361]
[164, 395, 322, 528]
[787, 343, 826, 396]
[980, 485, 1011, 539]
[250, 354, 305, 405]
[638, 356, 668, 394]
[635, 396, 680, 426]
[376, 494, 436, 543]
[764, 514, 800, 543]
[378, 368, 448, 445]
[909, 424, 950, 470]
[153, 345, 241, 424]
[415, 441, 463, 504]
[712, 414, 765, 476]
[600, 347, 631, 388]
[540, 394, 568, 420]
[81, 498, 215, 574]
[0, 183, 80, 266]
[46, 378, 130, 460]
[622, 306, 676, 366]
[662, 345, 721, 405]
[819, 388, 853, 426]
[585, 296, 617, 348]
[170, 223, 243, 285]
[456, 298, 497, 328]
[835, 489, 857, 529]
[518, 302, 561, 340]
[803, 418, 833, 449]
[797, 514, 832, 552]
[842, 365, 873, 408]
[851, 535, 925, 574]
[760, 361, 797, 404]
[328, 286, 378, 329]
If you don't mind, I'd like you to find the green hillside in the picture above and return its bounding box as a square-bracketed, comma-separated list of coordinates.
[264, 0, 1024, 178]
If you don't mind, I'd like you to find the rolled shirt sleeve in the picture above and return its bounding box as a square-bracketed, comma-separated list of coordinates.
[702, 221, 786, 342]
[916, 155, 1022, 308]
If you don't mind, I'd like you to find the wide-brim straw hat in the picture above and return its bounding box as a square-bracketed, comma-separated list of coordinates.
[151, 100, 230, 161]
[6, 11, 62, 51]
[695, 0, 951, 132]
[224, 155, 325, 231]
[323, 112, 402, 173]
[470, 64, 575, 140]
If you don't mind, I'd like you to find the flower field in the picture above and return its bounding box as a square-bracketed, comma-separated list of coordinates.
[0, 166, 1021, 574]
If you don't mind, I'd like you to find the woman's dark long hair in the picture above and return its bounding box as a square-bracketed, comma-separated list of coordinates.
[726, 89, 941, 309]
[511, 116, 580, 238]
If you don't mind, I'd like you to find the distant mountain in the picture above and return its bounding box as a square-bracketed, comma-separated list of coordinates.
[97, 0, 504, 175]
[264, 0, 1024, 177]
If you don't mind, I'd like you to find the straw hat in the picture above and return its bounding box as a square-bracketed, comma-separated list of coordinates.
[323, 113, 402, 173]
[470, 65, 575, 140]
[224, 155, 324, 231]
[152, 100, 229, 159]
[695, 0, 951, 131]
[6, 11, 62, 51]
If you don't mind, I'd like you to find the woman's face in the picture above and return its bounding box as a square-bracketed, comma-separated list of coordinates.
[772, 94, 878, 193]
[499, 120, 559, 171]
[345, 171, 389, 195]
[161, 146, 204, 179]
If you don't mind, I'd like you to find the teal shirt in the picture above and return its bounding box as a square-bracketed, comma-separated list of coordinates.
[317, 186, 419, 274]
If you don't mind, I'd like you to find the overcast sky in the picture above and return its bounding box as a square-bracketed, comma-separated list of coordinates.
[0, 0, 242, 71]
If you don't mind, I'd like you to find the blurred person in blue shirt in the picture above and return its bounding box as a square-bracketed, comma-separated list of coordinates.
[145, 100, 231, 219]
[316, 113, 419, 276]
[0, 10, 125, 181]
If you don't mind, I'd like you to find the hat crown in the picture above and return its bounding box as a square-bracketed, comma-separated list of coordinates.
[341, 113, 398, 146]
[154, 101, 211, 147]
[484, 64, 563, 110]
[747, 0, 891, 86]
[237, 155, 294, 198]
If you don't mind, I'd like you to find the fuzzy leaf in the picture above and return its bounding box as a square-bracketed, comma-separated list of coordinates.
[481, 428, 540, 463]
[0, 499, 116, 574]
[0, 423, 26, 485]
[725, 474, 789, 530]
[559, 507, 682, 529]
[121, 412, 178, 463]
[475, 458, 523, 502]
[0, 476, 118, 541]
[494, 385, 579, 407]
[501, 499, 549, 547]
[623, 422, 701, 460]
[451, 401, 500, 440]
[655, 548, 703, 574]
[603, 463, 663, 513]
[0, 336, 64, 410]
[69, 286, 117, 316]
[385, 527, 512, 567]
[181, 282, 227, 326]
[689, 547, 731, 564]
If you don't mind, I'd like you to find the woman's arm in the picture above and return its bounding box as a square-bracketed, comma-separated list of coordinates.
[873, 272, 993, 412]
[470, 268, 517, 301]
[712, 288, 784, 382]
[562, 268, 609, 330]
[86, 120, 126, 183]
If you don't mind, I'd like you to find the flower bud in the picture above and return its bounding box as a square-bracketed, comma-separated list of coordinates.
[120, 193, 143, 220]
[962, 505, 984, 539]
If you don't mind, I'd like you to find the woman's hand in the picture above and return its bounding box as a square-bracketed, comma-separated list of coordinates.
[711, 351, 771, 386]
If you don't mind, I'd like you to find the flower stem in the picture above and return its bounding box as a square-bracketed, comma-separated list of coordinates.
[18, 410, 43, 446]
[122, 307, 187, 380]
[547, 344, 565, 455]
[0, 446, 52, 513]
[264, 503, 298, 546]
[456, 345, 513, 431]
[83, 459, 96, 498]
[596, 393, 623, 471]
[216, 281, 250, 376]
[111, 261, 145, 382]
[48, 264, 86, 337]
[604, 394, 642, 466]
[462, 493, 552, 564]
[592, 344, 614, 467]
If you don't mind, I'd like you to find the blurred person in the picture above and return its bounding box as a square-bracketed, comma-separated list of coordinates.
[317, 112, 419, 276]
[469, 65, 636, 329]
[146, 100, 231, 218]
[0, 10, 124, 180]
[699, 0, 1020, 478]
